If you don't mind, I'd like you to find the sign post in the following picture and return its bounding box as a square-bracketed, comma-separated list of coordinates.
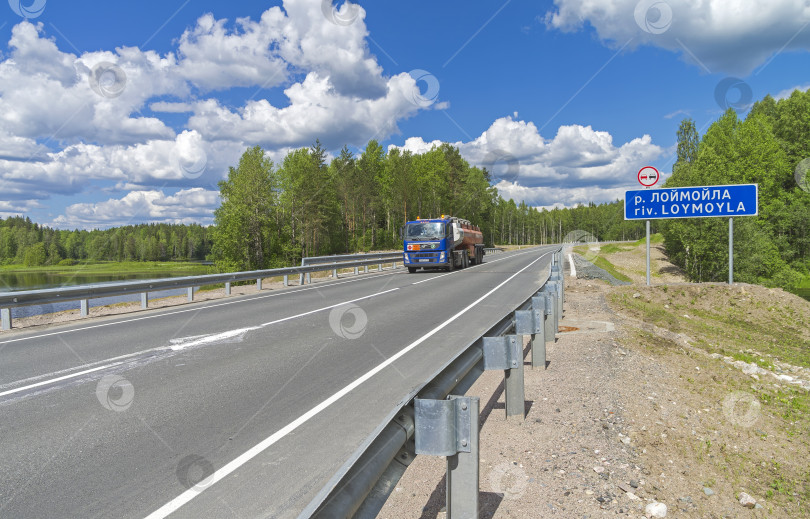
[625, 184, 758, 286]
[729, 217, 733, 284]
[636, 167, 660, 285]
[646, 220, 651, 285]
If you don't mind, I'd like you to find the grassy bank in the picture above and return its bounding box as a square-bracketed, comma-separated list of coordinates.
[572, 244, 634, 282]
[0, 261, 215, 275]
[608, 283, 810, 514]
[632, 233, 664, 246]
[583, 238, 810, 514]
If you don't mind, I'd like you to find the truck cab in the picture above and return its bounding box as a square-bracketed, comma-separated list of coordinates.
[402, 216, 484, 272]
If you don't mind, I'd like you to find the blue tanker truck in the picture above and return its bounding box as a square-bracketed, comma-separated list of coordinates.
[401, 215, 485, 272]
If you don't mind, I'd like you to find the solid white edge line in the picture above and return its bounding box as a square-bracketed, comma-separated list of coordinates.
[0, 270, 402, 346]
[143, 250, 551, 519]
[410, 248, 537, 285]
[568, 253, 577, 278]
[0, 361, 125, 398]
[0, 289, 400, 397]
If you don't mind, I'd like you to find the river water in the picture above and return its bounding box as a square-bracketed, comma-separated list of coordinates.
[0, 270, 206, 319]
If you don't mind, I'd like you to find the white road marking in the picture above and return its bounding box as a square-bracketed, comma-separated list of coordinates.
[144, 250, 551, 519]
[410, 248, 539, 285]
[0, 362, 125, 398]
[0, 288, 400, 395]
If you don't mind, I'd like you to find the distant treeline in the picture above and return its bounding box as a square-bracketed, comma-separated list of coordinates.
[209, 141, 647, 271]
[1, 142, 650, 270]
[663, 89, 810, 289]
[0, 217, 212, 266]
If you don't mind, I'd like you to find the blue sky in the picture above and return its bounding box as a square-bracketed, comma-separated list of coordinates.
[1, 0, 809, 228]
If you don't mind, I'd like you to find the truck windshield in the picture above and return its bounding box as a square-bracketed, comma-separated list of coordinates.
[404, 222, 445, 240]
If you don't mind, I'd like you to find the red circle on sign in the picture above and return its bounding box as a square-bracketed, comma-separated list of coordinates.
[638, 166, 659, 187]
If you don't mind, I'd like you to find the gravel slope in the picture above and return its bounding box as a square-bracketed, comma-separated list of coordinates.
[379, 246, 809, 518]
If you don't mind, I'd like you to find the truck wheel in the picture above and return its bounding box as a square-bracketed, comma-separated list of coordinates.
[407, 267, 417, 273]
[447, 257, 454, 272]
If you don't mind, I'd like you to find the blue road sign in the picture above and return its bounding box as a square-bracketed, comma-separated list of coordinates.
[625, 184, 758, 220]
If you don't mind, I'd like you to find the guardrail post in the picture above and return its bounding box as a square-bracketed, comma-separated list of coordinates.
[354, 266, 359, 276]
[80, 299, 89, 317]
[364, 265, 369, 273]
[378, 263, 382, 271]
[187, 287, 194, 302]
[299, 273, 305, 285]
[517, 297, 545, 369]
[554, 274, 565, 318]
[534, 294, 547, 366]
[283, 275, 288, 287]
[550, 265, 563, 317]
[547, 281, 560, 332]
[141, 292, 148, 309]
[225, 282, 231, 295]
[306, 273, 311, 284]
[542, 289, 556, 345]
[332, 267, 338, 279]
[557, 250, 565, 301]
[483, 335, 524, 420]
[415, 396, 480, 518]
[256, 278, 262, 291]
[1, 308, 10, 330]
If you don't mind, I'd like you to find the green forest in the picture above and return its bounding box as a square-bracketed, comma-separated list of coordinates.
[3, 88, 807, 294]
[0, 218, 212, 266]
[0, 141, 647, 270]
[209, 141, 646, 271]
[662, 89, 810, 290]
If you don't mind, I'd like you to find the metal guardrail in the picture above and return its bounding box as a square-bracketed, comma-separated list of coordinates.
[304, 248, 565, 518]
[483, 247, 506, 254]
[0, 253, 403, 330]
[301, 252, 400, 265]
[298, 252, 401, 285]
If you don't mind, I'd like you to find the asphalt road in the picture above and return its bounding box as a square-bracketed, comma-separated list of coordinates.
[0, 246, 557, 518]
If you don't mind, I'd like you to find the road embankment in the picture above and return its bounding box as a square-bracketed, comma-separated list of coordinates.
[380, 242, 809, 518]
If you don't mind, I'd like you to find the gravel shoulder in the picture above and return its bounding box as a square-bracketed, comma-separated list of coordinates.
[380, 243, 810, 518]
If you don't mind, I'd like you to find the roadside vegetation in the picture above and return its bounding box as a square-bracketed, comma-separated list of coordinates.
[611, 283, 810, 516]
[210, 142, 648, 271]
[0, 260, 213, 275]
[662, 89, 810, 293]
[572, 243, 633, 282]
[578, 237, 810, 516]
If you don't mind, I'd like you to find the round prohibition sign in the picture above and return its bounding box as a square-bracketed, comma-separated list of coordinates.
[638, 166, 660, 187]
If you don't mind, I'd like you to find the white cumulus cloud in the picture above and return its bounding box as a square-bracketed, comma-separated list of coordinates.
[396, 115, 664, 202]
[53, 188, 220, 229]
[0, 0, 436, 225]
[544, 0, 810, 75]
